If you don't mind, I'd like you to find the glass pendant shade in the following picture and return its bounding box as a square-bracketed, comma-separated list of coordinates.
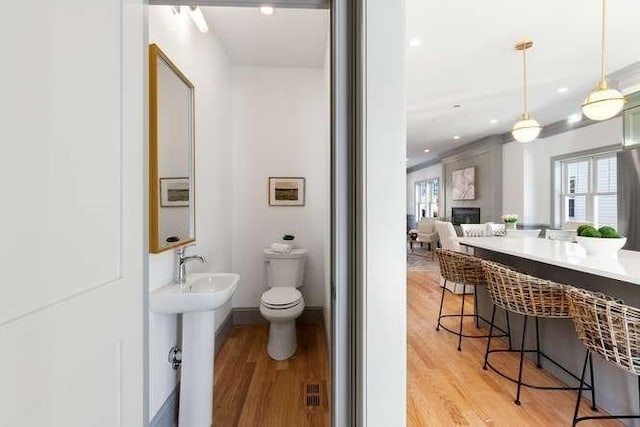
[512, 116, 542, 143]
[582, 85, 625, 121]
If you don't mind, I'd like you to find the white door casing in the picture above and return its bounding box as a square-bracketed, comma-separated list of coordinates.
[0, 1, 145, 426]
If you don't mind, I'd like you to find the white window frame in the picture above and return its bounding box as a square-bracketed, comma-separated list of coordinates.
[414, 177, 439, 220]
[555, 150, 618, 228]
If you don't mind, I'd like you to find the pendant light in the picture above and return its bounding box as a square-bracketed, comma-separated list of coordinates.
[582, 0, 625, 121]
[512, 40, 542, 143]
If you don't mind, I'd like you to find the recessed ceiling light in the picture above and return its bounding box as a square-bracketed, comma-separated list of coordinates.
[453, 135, 461, 140]
[409, 37, 422, 48]
[567, 112, 583, 124]
[423, 149, 430, 153]
[558, 87, 569, 93]
[490, 119, 498, 124]
[260, 5, 275, 15]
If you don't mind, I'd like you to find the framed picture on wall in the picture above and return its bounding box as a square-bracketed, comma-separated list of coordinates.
[269, 177, 305, 206]
[160, 177, 190, 207]
[451, 166, 476, 200]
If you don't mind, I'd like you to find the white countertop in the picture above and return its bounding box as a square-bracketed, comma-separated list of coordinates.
[459, 237, 640, 286]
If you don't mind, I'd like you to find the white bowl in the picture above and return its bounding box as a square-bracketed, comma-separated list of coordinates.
[575, 236, 627, 257]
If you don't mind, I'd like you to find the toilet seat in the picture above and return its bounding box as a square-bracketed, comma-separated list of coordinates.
[261, 288, 303, 310]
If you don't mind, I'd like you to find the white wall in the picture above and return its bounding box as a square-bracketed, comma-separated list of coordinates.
[148, 6, 233, 419]
[406, 163, 443, 218]
[231, 66, 329, 310]
[503, 118, 623, 225]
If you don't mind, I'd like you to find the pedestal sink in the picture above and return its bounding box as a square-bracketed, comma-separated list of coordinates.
[150, 273, 240, 427]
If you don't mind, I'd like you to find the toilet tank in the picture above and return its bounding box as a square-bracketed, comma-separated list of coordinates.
[264, 248, 307, 288]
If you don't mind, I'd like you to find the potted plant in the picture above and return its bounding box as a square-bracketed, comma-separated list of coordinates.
[575, 225, 627, 256]
[501, 213, 518, 230]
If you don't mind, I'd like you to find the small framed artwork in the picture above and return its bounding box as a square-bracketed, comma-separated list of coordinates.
[451, 166, 476, 200]
[269, 177, 305, 206]
[160, 177, 190, 207]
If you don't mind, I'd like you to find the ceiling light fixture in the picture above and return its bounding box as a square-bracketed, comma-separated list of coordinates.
[188, 6, 209, 33]
[582, 0, 625, 121]
[260, 5, 275, 15]
[557, 87, 569, 93]
[409, 38, 422, 48]
[512, 40, 542, 143]
[423, 149, 430, 153]
[453, 135, 461, 140]
[490, 119, 498, 124]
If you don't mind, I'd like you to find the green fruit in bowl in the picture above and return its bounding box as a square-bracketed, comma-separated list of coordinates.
[579, 227, 602, 238]
[598, 226, 621, 238]
[576, 225, 592, 236]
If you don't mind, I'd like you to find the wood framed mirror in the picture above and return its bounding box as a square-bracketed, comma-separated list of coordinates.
[149, 43, 196, 253]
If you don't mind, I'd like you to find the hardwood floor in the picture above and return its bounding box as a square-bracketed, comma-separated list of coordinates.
[407, 270, 622, 426]
[213, 322, 329, 427]
[212, 271, 621, 426]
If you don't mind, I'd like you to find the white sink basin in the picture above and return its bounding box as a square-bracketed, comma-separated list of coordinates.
[150, 272, 239, 314]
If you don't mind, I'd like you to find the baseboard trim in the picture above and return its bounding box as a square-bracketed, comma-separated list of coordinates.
[149, 385, 179, 427]
[232, 306, 325, 326]
[215, 311, 234, 356]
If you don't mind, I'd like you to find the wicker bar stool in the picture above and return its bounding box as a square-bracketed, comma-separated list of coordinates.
[481, 260, 596, 406]
[434, 249, 509, 351]
[567, 287, 640, 426]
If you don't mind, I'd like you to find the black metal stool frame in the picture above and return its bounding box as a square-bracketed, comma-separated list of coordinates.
[435, 277, 510, 351]
[572, 349, 640, 426]
[483, 311, 597, 407]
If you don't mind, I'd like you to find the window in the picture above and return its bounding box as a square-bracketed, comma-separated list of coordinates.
[415, 178, 439, 219]
[557, 152, 618, 228]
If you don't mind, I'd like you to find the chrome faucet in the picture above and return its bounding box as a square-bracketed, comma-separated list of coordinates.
[176, 246, 206, 285]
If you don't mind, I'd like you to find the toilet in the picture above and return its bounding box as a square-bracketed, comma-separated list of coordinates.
[260, 248, 307, 361]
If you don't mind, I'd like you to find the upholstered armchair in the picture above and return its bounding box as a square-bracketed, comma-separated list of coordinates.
[434, 220, 461, 252]
[416, 217, 439, 250]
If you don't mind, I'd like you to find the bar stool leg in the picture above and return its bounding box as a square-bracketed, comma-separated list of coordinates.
[505, 310, 513, 350]
[572, 349, 589, 426]
[515, 315, 528, 405]
[588, 352, 597, 411]
[436, 279, 447, 331]
[458, 289, 466, 351]
[535, 317, 542, 369]
[483, 304, 497, 370]
[474, 289, 479, 329]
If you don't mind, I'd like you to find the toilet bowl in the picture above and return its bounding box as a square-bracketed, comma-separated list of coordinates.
[260, 248, 307, 361]
[260, 287, 305, 360]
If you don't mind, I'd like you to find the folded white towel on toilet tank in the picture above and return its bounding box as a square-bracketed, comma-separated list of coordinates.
[270, 243, 292, 253]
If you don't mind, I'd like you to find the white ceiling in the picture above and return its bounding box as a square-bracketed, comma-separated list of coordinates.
[406, 0, 640, 167]
[202, 7, 329, 67]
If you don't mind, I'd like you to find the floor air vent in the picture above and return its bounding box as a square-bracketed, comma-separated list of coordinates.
[304, 381, 324, 409]
[306, 395, 321, 407]
[306, 383, 320, 394]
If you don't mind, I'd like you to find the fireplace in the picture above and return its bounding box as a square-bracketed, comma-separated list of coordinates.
[451, 207, 480, 225]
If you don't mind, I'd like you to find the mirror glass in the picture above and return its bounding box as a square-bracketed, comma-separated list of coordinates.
[149, 44, 195, 253]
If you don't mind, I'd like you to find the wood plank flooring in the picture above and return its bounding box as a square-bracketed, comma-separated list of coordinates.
[213, 323, 329, 427]
[212, 270, 621, 426]
[407, 270, 622, 426]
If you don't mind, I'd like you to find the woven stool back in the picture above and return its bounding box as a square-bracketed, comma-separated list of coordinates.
[567, 287, 640, 376]
[434, 249, 485, 287]
[481, 260, 571, 318]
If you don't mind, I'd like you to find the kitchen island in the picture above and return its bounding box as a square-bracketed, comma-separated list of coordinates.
[459, 236, 640, 425]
